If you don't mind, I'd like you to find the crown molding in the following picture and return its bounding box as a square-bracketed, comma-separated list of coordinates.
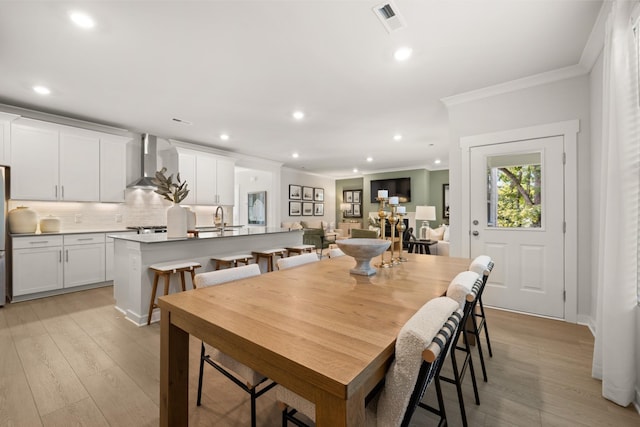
[579, 0, 610, 71]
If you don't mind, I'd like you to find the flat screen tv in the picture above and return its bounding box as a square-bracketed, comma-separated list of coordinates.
[370, 177, 411, 203]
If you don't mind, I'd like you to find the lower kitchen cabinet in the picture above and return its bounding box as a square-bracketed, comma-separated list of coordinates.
[63, 234, 105, 288]
[13, 236, 64, 296]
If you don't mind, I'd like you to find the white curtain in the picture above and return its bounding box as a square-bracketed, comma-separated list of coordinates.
[592, 0, 640, 407]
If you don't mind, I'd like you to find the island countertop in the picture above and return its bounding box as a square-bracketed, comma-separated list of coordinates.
[108, 227, 296, 243]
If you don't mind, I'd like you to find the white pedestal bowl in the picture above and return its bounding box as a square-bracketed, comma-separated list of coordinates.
[336, 238, 391, 276]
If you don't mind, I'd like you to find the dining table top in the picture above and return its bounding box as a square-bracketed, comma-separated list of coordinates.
[158, 252, 471, 426]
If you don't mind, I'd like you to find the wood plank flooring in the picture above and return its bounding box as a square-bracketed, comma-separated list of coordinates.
[0, 286, 637, 426]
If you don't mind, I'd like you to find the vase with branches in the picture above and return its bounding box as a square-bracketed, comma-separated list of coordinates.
[152, 167, 190, 238]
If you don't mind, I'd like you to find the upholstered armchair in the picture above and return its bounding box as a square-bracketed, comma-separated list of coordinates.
[301, 220, 338, 253]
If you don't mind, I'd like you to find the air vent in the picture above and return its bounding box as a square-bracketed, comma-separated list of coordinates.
[373, 2, 407, 33]
[172, 117, 193, 125]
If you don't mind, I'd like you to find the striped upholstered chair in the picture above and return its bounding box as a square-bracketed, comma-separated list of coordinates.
[275, 296, 461, 427]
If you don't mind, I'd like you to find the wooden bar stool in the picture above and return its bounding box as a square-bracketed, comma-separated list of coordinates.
[251, 248, 286, 272]
[285, 244, 316, 256]
[147, 261, 201, 325]
[211, 254, 253, 270]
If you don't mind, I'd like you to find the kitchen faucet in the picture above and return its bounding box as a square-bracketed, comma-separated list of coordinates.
[214, 206, 224, 227]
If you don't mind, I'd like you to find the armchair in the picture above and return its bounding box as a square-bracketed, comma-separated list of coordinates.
[301, 220, 338, 255]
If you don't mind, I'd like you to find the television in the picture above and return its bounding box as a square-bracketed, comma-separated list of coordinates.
[370, 177, 411, 203]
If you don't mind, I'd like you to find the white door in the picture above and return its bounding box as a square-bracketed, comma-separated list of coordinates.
[469, 136, 565, 318]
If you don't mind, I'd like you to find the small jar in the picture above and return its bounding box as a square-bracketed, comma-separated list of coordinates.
[40, 215, 61, 233]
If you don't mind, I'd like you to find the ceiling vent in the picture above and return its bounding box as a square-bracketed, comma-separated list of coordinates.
[372, 2, 407, 33]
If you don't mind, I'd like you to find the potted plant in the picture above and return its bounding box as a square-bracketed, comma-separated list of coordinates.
[152, 167, 190, 238]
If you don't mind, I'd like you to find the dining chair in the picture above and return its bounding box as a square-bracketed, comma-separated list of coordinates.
[193, 264, 276, 427]
[328, 247, 345, 258]
[275, 296, 461, 427]
[441, 270, 483, 427]
[468, 255, 495, 382]
[276, 252, 319, 270]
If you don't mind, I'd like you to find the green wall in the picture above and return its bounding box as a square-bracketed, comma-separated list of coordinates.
[335, 177, 364, 222]
[428, 170, 449, 226]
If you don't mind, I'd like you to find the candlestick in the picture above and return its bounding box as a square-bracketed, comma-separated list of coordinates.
[388, 205, 399, 265]
[388, 196, 399, 205]
[396, 212, 408, 263]
[397, 206, 406, 214]
[376, 196, 392, 268]
[377, 190, 388, 199]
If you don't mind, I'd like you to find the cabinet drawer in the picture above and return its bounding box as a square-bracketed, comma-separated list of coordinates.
[64, 233, 105, 245]
[13, 235, 63, 249]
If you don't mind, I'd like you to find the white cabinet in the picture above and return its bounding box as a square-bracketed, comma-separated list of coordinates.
[0, 112, 19, 165]
[12, 236, 64, 296]
[10, 117, 131, 202]
[63, 234, 105, 288]
[161, 147, 235, 206]
[105, 232, 136, 281]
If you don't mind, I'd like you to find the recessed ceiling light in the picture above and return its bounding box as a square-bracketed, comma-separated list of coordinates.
[292, 111, 305, 120]
[220, 133, 230, 141]
[366, 157, 373, 162]
[69, 11, 95, 29]
[292, 153, 299, 158]
[434, 159, 441, 164]
[353, 168, 358, 173]
[394, 46, 413, 61]
[393, 134, 402, 141]
[33, 85, 51, 95]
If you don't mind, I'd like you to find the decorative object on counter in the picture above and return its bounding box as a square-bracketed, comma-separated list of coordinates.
[184, 206, 196, 231]
[336, 238, 391, 276]
[40, 215, 61, 233]
[152, 167, 190, 238]
[8, 206, 38, 233]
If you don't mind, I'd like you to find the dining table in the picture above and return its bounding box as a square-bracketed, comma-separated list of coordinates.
[158, 252, 471, 426]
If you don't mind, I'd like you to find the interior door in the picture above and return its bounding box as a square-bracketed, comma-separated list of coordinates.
[469, 136, 565, 318]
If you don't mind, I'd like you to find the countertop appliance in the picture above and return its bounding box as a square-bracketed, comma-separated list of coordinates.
[0, 168, 6, 306]
[127, 225, 167, 234]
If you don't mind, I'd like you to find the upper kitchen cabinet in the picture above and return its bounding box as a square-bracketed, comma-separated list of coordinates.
[0, 112, 19, 165]
[161, 146, 235, 206]
[10, 118, 130, 202]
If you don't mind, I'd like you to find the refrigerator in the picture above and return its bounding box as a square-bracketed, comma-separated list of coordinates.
[0, 167, 5, 306]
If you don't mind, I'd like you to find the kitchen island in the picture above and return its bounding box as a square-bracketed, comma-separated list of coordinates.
[110, 227, 303, 325]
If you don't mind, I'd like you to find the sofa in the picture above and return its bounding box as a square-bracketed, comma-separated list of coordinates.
[426, 224, 450, 256]
[281, 220, 343, 252]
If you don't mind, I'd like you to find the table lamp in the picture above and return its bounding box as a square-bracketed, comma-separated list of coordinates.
[415, 205, 436, 240]
[340, 203, 351, 219]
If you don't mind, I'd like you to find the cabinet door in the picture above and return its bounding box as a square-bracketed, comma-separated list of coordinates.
[13, 247, 63, 296]
[178, 151, 196, 205]
[215, 158, 235, 205]
[196, 155, 217, 205]
[59, 132, 100, 201]
[11, 122, 59, 200]
[64, 243, 106, 288]
[100, 138, 127, 202]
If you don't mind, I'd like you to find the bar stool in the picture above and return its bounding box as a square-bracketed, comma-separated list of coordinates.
[147, 261, 201, 325]
[284, 244, 316, 256]
[211, 254, 253, 270]
[251, 248, 286, 272]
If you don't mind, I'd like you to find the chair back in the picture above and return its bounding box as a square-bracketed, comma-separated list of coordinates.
[276, 252, 319, 270]
[328, 248, 345, 258]
[351, 228, 378, 238]
[469, 255, 494, 282]
[194, 264, 261, 287]
[376, 296, 459, 427]
[446, 271, 482, 310]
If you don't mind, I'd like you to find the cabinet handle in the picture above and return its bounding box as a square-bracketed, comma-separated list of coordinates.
[59, 250, 62, 263]
[65, 249, 68, 262]
[77, 238, 93, 241]
[55, 185, 58, 198]
[61, 185, 64, 199]
[29, 241, 50, 244]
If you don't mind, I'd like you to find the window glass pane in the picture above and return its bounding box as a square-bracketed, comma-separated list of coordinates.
[487, 153, 542, 229]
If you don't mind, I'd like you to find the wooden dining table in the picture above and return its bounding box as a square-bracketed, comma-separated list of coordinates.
[158, 252, 471, 426]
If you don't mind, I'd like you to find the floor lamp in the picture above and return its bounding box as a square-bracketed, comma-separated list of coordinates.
[415, 206, 436, 240]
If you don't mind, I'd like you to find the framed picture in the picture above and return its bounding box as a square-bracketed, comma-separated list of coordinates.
[443, 184, 450, 218]
[302, 186, 314, 201]
[344, 191, 353, 203]
[352, 204, 360, 217]
[314, 203, 324, 216]
[302, 202, 314, 216]
[289, 184, 302, 200]
[353, 191, 361, 203]
[314, 187, 324, 201]
[289, 201, 301, 216]
[248, 191, 266, 225]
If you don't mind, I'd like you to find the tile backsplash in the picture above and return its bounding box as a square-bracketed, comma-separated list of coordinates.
[9, 188, 232, 233]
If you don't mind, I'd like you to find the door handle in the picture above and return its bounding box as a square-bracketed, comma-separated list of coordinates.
[472, 231, 479, 236]
[65, 249, 69, 262]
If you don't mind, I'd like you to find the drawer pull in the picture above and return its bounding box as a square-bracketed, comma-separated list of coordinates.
[77, 238, 94, 241]
[29, 241, 50, 244]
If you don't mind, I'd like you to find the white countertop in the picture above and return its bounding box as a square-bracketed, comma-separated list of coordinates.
[108, 227, 301, 243]
[11, 228, 133, 237]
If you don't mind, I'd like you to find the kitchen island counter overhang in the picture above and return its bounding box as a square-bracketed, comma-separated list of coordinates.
[110, 227, 303, 326]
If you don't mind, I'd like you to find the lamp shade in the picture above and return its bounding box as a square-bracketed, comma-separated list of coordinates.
[415, 205, 436, 221]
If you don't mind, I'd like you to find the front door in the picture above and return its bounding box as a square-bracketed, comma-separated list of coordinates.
[469, 136, 565, 318]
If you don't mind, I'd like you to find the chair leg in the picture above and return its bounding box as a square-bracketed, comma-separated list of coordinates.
[462, 330, 481, 406]
[250, 388, 257, 427]
[190, 269, 197, 290]
[197, 343, 206, 406]
[470, 309, 489, 382]
[478, 297, 493, 357]
[179, 271, 187, 292]
[147, 273, 160, 325]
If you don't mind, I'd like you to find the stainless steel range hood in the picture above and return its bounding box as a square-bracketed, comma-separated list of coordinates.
[128, 133, 158, 189]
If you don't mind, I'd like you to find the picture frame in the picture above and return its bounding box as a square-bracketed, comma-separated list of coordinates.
[344, 190, 353, 203]
[443, 183, 450, 219]
[289, 184, 302, 200]
[302, 202, 314, 216]
[353, 191, 361, 203]
[248, 191, 267, 225]
[314, 187, 324, 202]
[352, 204, 360, 217]
[302, 186, 314, 201]
[289, 201, 301, 216]
[314, 203, 324, 216]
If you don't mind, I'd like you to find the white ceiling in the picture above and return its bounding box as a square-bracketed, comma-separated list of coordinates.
[0, 0, 602, 178]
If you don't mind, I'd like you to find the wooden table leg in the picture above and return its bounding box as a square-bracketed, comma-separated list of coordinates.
[315, 387, 365, 427]
[160, 308, 189, 427]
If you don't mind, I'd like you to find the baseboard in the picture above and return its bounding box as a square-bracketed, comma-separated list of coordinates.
[577, 314, 596, 336]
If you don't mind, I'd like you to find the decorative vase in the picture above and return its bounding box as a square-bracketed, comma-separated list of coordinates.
[40, 215, 61, 233]
[183, 206, 196, 231]
[8, 206, 38, 234]
[167, 203, 187, 238]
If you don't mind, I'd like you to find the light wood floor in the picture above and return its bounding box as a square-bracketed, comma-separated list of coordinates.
[0, 286, 637, 427]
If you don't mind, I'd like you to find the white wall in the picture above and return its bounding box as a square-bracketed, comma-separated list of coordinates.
[235, 169, 275, 227]
[446, 75, 592, 319]
[280, 167, 336, 227]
